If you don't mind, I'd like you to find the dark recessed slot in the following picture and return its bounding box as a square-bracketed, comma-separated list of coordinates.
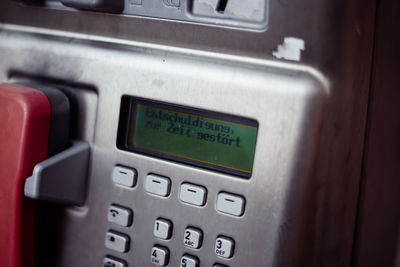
[216, 0, 228, 13]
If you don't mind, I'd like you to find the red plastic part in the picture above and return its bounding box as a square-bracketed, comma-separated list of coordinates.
[0, 83, 51, 267]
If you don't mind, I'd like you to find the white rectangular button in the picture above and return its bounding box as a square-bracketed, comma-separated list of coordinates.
[151, 246, 169, 266]
[216, 192, 245, 216]
[112, 166, 137, 187]
[184, 227, 202, 249]
[145, 174, 171, 197]
[105, 231, 130, 253]
[153, 218, 172, 240]
[180, 255, 199, 267]
[215, 236, 235, 258]
[180, 183, 207, 206]
[108, 205, 133, 227]
[103, 256, 126, 267]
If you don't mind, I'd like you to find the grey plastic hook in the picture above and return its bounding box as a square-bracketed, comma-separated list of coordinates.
[24, 140, 90, 205]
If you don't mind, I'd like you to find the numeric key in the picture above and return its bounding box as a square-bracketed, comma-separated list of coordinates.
[180, 254, 199, 267]
[151, 245, 169, 266]
[183, 227, 203, 249]
[153, 218, 173, 240]
[215, 236, 235, 258]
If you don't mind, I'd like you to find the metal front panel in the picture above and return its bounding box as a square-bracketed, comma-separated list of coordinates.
[0, 0, 377, 266]
[0, 29, 326, 267]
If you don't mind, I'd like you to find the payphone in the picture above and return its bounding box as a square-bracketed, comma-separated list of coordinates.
[0, 0, 378, 266]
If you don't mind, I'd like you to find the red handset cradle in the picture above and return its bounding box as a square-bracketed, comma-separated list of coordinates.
[0, 83, 51, 267]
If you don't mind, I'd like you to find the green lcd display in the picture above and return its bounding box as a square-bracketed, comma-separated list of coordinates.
[117, 97, 258, 178]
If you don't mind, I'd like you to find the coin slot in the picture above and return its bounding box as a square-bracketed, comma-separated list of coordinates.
[216, 0, 228, 13]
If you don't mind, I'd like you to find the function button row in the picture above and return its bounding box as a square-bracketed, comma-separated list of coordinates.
[112, 165, 246, 217]
[112, 166, 137, 187]
[103, 256, 127, 267]
[108, 205, 133, 227]
[145, 174, 171, 197]
[154, 218, 173, 240]
[105, 231, 130, 253]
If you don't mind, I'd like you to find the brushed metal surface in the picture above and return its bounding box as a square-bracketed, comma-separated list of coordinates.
[0, 29, 326, 267]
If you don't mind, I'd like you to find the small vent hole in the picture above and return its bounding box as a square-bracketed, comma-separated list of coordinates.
[216, 0, 228, 13]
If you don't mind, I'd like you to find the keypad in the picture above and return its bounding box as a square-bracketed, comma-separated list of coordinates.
[107, 165, 244, 265]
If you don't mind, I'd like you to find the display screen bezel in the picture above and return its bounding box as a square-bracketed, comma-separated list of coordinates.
[117, 96, 258, 179]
